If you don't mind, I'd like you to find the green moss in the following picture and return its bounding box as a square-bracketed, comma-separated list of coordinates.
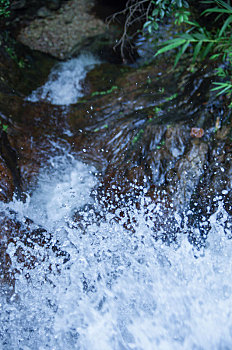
[91, 85, 118, 97]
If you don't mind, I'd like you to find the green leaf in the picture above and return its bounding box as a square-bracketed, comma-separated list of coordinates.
[201, 42, 214, 59]
[203, 8, 231, 15]
[211, 82, 232, 95]
[219, 15, 232, 36]
[155, 38, 186, 56]
[174, 41, 189, 67]
[210, 53, 221, 60]
[193, 40, 203, 62]
[215, 0, 232, 11]
[180, 33, 195, 40]
[192, 32, 209, 41]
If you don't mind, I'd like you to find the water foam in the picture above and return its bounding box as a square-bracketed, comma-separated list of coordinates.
[1, 153, 232, 350]
[27, 54, 101, 105]
[2, 49, 232, 349]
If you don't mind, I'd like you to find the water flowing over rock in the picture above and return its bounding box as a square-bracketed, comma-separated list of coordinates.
[1, 6, 232, 348]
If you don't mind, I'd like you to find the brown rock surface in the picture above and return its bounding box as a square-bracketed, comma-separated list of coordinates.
[0, 158, 15, 202]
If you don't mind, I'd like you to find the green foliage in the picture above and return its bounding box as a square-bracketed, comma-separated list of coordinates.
[143, 0, 189, 34]
[0, 0, 10, 17]
[148, 0, 232, 97]
[211, 81, 232, 96]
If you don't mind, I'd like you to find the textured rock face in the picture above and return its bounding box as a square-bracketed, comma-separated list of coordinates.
[67, 60, 222, 213]
[17, 0, 108, 60]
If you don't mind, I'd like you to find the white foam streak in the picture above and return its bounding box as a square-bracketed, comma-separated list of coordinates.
[27, 54, 100, 105]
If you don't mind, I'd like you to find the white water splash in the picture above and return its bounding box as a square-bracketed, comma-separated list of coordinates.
[2, 50, 232, 349]
[27, 54, 101, 105]
[1, 153, 232, 350]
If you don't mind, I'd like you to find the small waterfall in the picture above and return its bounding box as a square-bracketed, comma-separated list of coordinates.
[1, 54, 232, 350]
[27, 53, 101, 105]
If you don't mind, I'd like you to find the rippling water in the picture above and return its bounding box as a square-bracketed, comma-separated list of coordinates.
[1, 54, 232, 350]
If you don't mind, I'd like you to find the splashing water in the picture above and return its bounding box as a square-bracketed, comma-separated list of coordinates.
[1, 54, 232, 350]
[27, 54, 101, 105]
[0, 151, 232, 350]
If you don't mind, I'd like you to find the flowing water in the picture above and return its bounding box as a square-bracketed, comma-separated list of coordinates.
[27, 54, 101, 105]
[1, 54, 232, 350]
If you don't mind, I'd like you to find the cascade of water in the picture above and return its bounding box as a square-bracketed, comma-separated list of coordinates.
[1, 54, 232, 350]
[1, 153, 232, 350]
[27, 54, 101, 105]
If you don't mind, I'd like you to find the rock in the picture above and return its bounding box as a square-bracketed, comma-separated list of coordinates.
[187, 132, 232, 248]
[68, 59, 213, 213]
[0, 157, 15, 202]
[66, 55, 232, 247]
[165, 139, 209, 210]
[0, 129, 22, 200]
[11, 0, 27, 10]
[0, 94, 67, 192]
[69, 31, 124, 63]
[0, 210, 70, 290]
[18, 0, 108, 60]
[37, 6, 52, 18]
[0, 35, 56, 96]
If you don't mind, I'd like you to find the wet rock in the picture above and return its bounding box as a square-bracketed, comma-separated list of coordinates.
[0, 35, 56, 96]
[187, 129, 232, 248]
[68, 59, 213, 213]
[2, 97, 67, 192]
[165, 138, 209, 210]
[0, 81, 67, 195]
[0, 129, 22, 200]
[224, 190, 232, 239]
[0, 39, 66, 195]
[69, 30, 123, 63]
[0, 157, 15, 202]
[84, 63, 131, 94]
[0, 210, 70, 289]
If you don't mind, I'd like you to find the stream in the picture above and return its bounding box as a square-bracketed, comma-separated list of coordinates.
[0, 53, 232, 350]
